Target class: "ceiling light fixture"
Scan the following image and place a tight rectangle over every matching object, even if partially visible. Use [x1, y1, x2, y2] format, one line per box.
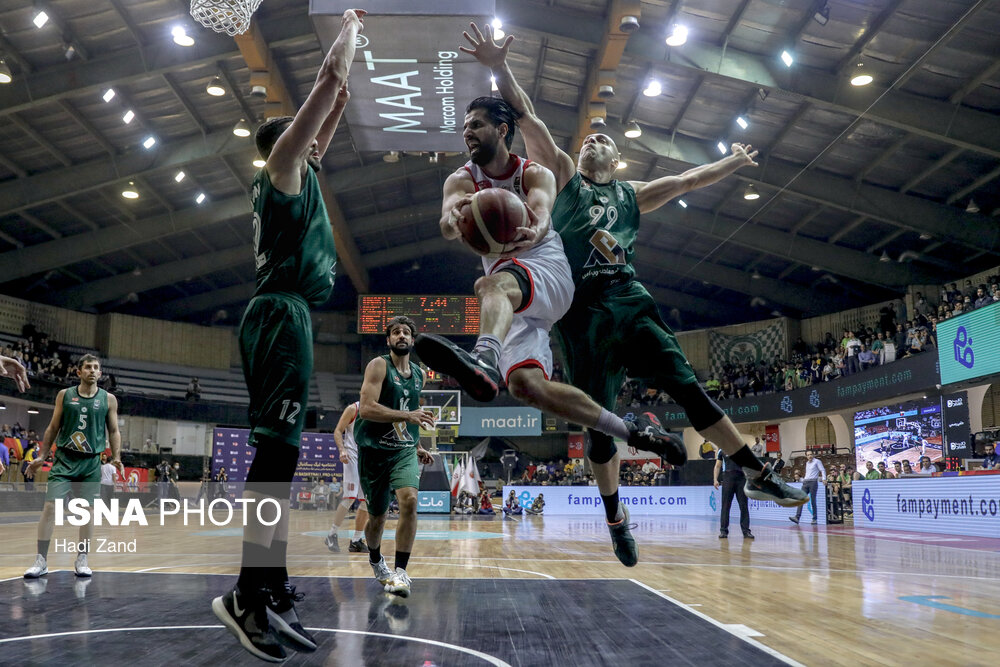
[142, 136, 156, 149]
[102, 88, 116, 102]
[616, 159, 627, 170]
[813, 2, 831, 26]
[736, 115, 749, 130]
[678, 199, 688, 208]
[918, 232, 932, 240]
[490, 75, 498, 92]
[383, 150, 400, 163]
[752, 270, 762, 280]
[643, 79, 662, 97]
[122, 181, 139, 199]
[879, 251, 891, 263]
[717, 141, 728, 155]
[624, 120, 642, 138]
[195, 192, 206, 204]
[665, 24, 688, 47]
[27, 407, 40, 414]
[966, 199, 980, 213]
[171, 26, 195, 46]
[491, 17, 504, 40]
[743, 184, 760, 200]
[0, 60, 11, 84]
[206, 76, 226, 96]
[174, 171, 186, 182]
[33, 10, 49, 29]
[589, 116, 606, 130]
[781, 50, 794, 67]
[0, 402, 6, 409]
[232, 118, 251, 137]
[850, 61, 873, 86]
[122, 109, 135, 124]
[252, 157, 267, 168]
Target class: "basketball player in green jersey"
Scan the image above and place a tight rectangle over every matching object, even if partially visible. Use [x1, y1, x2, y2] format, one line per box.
[356, 316, 435, 598]
[24, 354, 122, 579]
[462, 24, 806, 566]
[211, 9, 365, 663]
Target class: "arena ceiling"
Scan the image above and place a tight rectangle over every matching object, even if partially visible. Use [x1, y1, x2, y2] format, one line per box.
[0, 0, 998, 331]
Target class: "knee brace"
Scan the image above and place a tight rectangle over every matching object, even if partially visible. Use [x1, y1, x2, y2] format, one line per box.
[245, 436, 300, 498]
[587, 429, 617, 464]
[671, 382, 726, 431]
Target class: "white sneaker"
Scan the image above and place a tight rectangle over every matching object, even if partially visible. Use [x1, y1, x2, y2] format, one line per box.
[74, 553, 93, 577]
[370, 556, 393, 586]
[384, 567, 411, 598]
[24, 554, 48, 579]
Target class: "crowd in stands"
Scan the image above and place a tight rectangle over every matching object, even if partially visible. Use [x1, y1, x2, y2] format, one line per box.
[514, 458, 672, 487]
[2, 323, 105, 389]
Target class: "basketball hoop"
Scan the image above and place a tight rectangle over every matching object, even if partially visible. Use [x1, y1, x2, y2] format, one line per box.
[190, 0, 263, 36]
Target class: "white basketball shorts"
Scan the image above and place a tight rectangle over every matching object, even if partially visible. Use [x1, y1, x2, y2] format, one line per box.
[342, 457, 366, 502]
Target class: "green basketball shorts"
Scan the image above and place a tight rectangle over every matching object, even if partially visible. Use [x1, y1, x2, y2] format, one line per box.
[45, 450, 101, 502]
[358, 446, 420, 517]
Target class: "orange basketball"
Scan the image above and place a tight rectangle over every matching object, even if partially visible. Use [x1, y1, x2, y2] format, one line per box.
[457, 189, 529, 258]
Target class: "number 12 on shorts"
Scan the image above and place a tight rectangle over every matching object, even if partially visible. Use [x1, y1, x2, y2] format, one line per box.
[278, 399, 301, 424]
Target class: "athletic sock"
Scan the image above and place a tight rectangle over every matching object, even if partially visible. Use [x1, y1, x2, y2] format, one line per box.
[236, 541, 271, 601]
[596, 408, 630, 440]
[394, 551, 411, 571]
[601, 491, 621, 523]
[352, 531, 363, 541]
[268, 539, 288, 590]
[473, 335, 502, 364]
[38, 540, 50, 558]
[369, 545, 381, 565]
[728, 445, 765, 475]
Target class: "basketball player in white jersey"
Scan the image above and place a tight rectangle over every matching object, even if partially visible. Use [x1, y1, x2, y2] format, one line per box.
[417, 97, 683, 464]
[325, 401, 370, 553]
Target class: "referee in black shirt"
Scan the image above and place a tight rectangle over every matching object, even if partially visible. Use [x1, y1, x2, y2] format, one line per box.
[714, 447, 754, 539]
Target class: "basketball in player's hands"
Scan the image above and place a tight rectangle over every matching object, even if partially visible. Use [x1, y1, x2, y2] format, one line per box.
[457, 189, 530, 258]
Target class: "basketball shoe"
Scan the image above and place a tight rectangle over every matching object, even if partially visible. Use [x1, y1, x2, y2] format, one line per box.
[413, 333, 501, 401]
[607, 505, 638, 567]
[266, 582, 317, 652]
[24, 554, 48, 578]
[324, 531, 340, 553]
[744, 464, 808, 507]
[370, 556, 394, 587]
[625, 412, 687, 466]
[212, 587, 287, 663]
[385, 568, 411, 597]
[349, 538, 369, 553]
[74, 553, 92, 577]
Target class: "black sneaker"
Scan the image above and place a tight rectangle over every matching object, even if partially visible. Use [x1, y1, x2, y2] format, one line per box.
[211, 587, 287, 663]
[743, 531, 755, 539]
[625, 412, 687, 466]
[719, 531, 728, 539]
[607, 505, 638, 567]
[414, 333, 501, 402]
[324, 533, 340, 553]
[789, 516, 800, 524]
[348, 538, 369, 553]
[744, 464, 808, 507]
[266, 582, 317, 652]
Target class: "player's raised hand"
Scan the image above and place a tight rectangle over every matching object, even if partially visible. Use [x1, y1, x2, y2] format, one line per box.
[0, 355, 29, 392]
[460, 22, 513, 69]
[730, 143, 759, 167]
[342, 8, 367, 32]
[416, 446, 435, 465]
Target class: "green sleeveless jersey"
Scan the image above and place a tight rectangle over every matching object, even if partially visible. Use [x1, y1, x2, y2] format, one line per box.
[354, 355, 424, 451]
[250, 167, 337, 306]
[57, 387, 109, 456]
[551, 172, 640, 298]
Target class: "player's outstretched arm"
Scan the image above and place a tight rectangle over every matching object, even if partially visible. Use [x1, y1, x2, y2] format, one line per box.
[440, 171, 476, 241]
[268, 9, 365, 193]
[27, 389, 65, 476]
[460, 23, 575, 189]
[628, 143, 759, 214]
[107, 394, 123, 475]
[333, 402, 356, 459]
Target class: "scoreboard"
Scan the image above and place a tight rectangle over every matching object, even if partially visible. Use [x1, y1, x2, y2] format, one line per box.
[357, 295, 480, 335]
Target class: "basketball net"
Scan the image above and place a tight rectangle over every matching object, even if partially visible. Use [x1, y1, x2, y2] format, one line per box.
[190, 0, 263, 36]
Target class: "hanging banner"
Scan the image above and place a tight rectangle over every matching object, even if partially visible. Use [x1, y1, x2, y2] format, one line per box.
[708, 322, 785, 380]
[311, 1, 494, 151]
[568, 433, 584, 459]
[764, 425, 781, 453]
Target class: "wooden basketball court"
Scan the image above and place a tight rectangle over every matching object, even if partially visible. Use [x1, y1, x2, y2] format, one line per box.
[1, 509, 995, 665]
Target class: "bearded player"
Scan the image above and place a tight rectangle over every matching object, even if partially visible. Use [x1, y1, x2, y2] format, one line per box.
[461, 23, 806, 566]
[416, 96, 684, 484]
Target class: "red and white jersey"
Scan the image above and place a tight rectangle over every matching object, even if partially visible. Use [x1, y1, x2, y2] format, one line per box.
[341, 402, 359, 462]
[462, 154, 558, 272]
